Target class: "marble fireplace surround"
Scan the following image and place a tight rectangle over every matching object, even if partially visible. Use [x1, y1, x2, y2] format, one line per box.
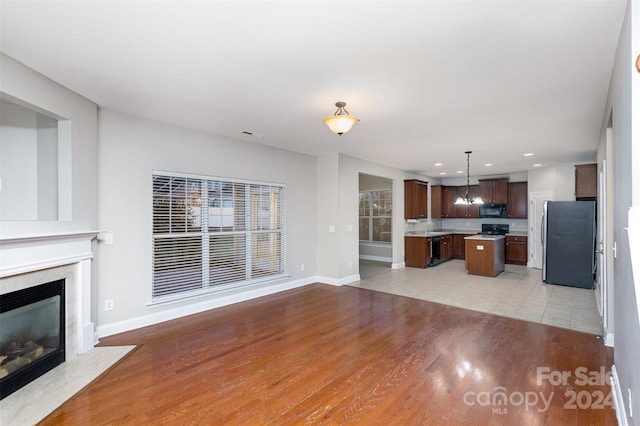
[0, 231, 100, 359]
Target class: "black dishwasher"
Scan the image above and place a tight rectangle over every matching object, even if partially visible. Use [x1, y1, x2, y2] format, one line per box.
[429, 236, 443, 266]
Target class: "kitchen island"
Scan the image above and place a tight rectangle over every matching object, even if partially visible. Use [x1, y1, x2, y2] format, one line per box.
[464, 235, 505, 277]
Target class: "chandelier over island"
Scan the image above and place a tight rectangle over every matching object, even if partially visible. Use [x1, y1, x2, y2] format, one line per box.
[455, 151, 484, 205]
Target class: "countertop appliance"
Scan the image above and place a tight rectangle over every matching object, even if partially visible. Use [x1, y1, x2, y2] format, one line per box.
[542, 201, 596, 289]
[480, 223, 509, 235]
[479, 204, 508, 218]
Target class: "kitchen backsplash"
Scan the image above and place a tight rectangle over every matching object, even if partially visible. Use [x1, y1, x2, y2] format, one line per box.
[406, 218, 528, 233]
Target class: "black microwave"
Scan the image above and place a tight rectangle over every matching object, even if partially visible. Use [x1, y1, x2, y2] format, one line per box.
[479, 204, 508, 218]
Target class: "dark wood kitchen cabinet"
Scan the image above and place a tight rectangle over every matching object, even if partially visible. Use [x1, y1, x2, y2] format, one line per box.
[440, 234, 453, 260]
[404, 179, 429, 219]
[575, 164, 597, 200]
[441, 186, 458, 218]
[452, 233, 475, 259]
[455, 185, 480, 218]
[405, 236, 431, 268]
[505, 235, 528, 265]
[479, 178, 509, 204]
[431, 185, 442, 218]
[507, 182, 528, 218]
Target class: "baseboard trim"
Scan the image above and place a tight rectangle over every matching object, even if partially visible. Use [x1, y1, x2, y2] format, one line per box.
[391, 262, 405, 269]
[604, 330, 614, 347]
[96, 276, 316, 338]
[610, 365, 628, 426]
[359, 255, 392, 262]
[316, 274, 361, 286]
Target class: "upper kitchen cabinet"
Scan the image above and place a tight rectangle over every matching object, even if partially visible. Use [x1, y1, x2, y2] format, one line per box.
[507, 182, 528, 218]
[575, 164, 597, 200]
[404, 179, 429, 219]
[441, 186, 458, 218]
[431, 185, 442, 219]
[479, 178, 509, 204]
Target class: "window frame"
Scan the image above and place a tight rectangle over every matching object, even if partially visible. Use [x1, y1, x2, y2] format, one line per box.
[151, 170, 286, 303]
[359, 189, 392, 244]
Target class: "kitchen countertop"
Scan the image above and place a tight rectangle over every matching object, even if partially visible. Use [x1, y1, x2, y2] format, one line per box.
[405, 231, 451, 237]
[405, 229, 527, 237]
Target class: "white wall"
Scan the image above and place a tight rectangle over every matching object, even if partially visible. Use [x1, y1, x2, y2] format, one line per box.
[0, 53, 98, 234]
[527, 164, 577, 202]
[440, 171, 528, 186]
[603, 1, 640, 423]
[96, 109, 317, 335]
[0, 102, 38, 219]
[316, 153, 340, 281]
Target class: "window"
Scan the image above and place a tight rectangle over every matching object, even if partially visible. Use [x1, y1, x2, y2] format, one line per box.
[359, 190, 392, 243]
[152, 172, 285, 300]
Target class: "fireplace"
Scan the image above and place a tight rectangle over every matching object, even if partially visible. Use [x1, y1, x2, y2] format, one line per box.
[0, 230, 98, 402]
[0, 279, 65, 399]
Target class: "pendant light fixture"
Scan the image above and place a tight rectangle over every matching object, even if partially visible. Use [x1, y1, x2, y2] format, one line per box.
[323, 101, 359, 135]
[455, 151, 484, 205]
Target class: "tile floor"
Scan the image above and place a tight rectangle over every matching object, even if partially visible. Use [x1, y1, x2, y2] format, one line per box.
[350, 259, 603, 335]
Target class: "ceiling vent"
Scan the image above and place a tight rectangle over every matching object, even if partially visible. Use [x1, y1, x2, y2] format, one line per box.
[240, 130, 263, 138]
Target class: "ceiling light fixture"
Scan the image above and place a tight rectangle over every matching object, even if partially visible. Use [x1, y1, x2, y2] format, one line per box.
[455, 151, 483, 205]
[323, 101, 359, 135]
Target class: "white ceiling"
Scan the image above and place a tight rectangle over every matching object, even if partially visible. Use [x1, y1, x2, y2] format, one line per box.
[0, 1, 627, 178]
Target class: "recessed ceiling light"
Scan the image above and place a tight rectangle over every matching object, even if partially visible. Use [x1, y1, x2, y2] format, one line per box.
[524, 153, 534, 157]
[439, 172, 446, 175]
[533, 163, 542, 167]
[456, 170, 464, 174]
[434, 163, 443, 166]
[484, 163, 493, 167]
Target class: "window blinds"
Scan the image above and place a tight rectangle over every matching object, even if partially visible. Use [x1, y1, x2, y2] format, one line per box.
[152, 172, 286, 300]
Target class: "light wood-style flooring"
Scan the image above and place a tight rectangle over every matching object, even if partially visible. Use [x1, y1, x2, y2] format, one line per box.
[41, 284, 615, 425]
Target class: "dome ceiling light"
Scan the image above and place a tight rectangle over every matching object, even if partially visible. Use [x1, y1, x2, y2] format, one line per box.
[323, 101, 359, 135]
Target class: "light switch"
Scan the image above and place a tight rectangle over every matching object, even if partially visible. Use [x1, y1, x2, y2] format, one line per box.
[329, 225, 335, 233]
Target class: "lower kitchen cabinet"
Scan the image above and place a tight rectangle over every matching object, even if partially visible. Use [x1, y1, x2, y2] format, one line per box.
[505, 235, 528, 265]
[465, 236, 505, 277]
[440, 234, 453, 261]
[405, 236, 431, 268]
[452, 234, 475, 259]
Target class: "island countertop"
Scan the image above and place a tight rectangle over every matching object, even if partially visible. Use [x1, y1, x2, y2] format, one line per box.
[464, 235, 505, 241]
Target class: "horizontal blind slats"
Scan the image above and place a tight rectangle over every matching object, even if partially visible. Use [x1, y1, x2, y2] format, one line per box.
[152, 173, 285, 299]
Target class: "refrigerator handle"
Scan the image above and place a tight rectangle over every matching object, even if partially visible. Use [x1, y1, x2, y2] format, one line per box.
[541, 202, 548, 281]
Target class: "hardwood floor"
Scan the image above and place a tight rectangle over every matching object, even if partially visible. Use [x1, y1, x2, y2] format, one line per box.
[41, 284, 615, 425]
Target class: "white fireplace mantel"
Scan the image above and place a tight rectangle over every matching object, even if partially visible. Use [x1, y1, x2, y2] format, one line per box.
[0, 230, 100, 355]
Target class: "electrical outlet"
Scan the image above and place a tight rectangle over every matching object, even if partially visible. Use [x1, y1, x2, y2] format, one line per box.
[300, 264, 305, 271]
[105, 299, 114, 311]
[348, 261, 353, 269]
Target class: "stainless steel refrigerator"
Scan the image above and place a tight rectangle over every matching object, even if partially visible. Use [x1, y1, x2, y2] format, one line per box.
[542, 201, 596, 289]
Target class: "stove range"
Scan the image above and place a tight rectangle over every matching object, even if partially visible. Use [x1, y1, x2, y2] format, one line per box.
[478, 223, 509, 236]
